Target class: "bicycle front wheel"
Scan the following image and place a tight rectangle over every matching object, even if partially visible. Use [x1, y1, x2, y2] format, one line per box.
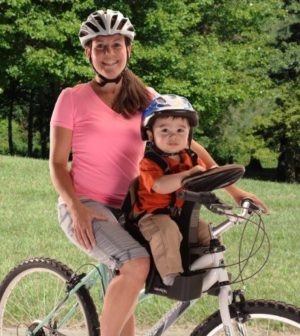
[0, 257, 99, 336]
[192, 300, 300, 336]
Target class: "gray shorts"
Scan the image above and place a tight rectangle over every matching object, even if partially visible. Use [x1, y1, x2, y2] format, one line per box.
[58, 199, 149, 270]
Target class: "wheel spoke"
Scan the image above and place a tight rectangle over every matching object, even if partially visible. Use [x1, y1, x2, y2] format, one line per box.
[0, 259, 99, 336]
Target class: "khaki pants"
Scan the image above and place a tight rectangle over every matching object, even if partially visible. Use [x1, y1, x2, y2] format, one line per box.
[138, 214, 210, 278]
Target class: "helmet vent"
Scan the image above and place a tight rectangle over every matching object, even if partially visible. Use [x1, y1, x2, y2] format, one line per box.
[117, 18, 127, 30]
[94, 16, 106, 30]
[117, 19, 127, 30]
[111, 14, 118, 29]
[86, 22, 99, 33]
[79, 31, 89, 37]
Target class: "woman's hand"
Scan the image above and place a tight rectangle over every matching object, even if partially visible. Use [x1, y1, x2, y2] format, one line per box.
[226, 185, 269, 214]
[238, 191, 269, 214]
[70, 203, 108, 250]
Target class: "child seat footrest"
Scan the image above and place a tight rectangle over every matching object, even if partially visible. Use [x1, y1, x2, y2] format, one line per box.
[146, 271, 206, 301]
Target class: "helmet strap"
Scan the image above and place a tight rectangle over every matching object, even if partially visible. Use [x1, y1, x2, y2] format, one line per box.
[96, 70, 125, 87]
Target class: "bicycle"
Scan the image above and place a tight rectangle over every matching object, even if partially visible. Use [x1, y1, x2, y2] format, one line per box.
[0, 164, 299, 336]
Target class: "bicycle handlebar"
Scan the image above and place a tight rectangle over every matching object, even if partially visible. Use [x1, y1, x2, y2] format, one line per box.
[178, 190, 260, 214]
[211, 198, 261, 238]
[178, 189, 262, 238]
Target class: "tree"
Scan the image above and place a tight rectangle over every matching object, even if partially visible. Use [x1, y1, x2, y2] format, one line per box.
[253, 0, 300, 181]
[0, 0, 299, 184]
[0, 0, 92, 157]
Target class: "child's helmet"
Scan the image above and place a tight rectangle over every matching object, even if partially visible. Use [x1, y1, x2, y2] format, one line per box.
[141, 94, 199, 141]
[79, 9, 135, 48]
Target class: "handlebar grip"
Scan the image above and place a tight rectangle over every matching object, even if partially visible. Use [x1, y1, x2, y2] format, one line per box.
[241, 198, 260, 213]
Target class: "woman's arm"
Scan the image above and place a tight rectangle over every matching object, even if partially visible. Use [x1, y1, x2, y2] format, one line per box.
[191, 140, 218, 169]
[49, 126, 107, 250]
[49, 126, 79, 210]
[224, 184, 269, 213]
[190, 140, 268, 213]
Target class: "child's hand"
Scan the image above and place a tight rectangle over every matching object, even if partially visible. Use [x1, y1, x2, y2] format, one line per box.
[188, 165, 206, 176]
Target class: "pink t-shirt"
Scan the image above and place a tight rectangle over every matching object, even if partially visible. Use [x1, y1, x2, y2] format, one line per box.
[51, 82, 150, 208]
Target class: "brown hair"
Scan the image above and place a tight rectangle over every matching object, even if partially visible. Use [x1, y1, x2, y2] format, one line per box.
[113, 68, 152, 118]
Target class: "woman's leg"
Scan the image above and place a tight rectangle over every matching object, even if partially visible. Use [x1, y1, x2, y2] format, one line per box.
[58, 200, 150, 336]
[100, 256, 150, 336]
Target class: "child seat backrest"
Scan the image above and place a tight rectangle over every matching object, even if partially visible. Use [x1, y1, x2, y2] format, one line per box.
[121, 177, 148, 245]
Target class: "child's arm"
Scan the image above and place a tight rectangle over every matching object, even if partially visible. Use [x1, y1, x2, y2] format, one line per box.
[152, 165, 204, 194]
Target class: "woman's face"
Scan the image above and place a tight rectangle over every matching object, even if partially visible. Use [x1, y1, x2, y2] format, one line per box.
[86, 34, 131, 79]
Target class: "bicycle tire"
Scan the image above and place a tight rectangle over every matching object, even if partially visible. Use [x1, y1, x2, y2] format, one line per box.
[0, 257, 100, 336]
[191, 299, 300, 336]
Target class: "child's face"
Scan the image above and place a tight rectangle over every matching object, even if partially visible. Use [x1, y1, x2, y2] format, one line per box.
[148, 117, 190, 153]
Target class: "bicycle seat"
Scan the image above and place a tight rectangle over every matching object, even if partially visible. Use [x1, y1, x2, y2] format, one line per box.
[182, 164, 245, 192]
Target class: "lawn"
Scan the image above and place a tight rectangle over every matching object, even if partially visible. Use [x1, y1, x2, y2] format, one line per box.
[0, 154, 299, 326]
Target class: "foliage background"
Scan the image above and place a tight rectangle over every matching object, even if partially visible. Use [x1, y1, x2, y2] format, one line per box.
[0, 0, 299, 181]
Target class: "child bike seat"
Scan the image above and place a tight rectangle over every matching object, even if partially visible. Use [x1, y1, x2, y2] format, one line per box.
[122, 164, 245, 301]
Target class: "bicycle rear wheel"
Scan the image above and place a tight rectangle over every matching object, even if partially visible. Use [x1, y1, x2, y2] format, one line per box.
[192, 300, 300, 336]
[0, 257, 99, 336]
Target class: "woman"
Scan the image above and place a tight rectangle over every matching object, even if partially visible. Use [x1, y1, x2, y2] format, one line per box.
[49, 9, 268, 336]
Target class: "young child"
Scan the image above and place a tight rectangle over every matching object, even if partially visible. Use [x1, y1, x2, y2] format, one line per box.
[134, 94, 213, 286]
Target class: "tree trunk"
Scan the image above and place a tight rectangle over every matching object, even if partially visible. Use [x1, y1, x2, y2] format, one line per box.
[37, 89, 51, 159]
[27, 90, 34, 157]
[8, 88, 15, 155]
[277, 143, 300, 182]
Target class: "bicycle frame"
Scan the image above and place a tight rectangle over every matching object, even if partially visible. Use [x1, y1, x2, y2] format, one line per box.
[30, 200, 254, 336]
[142, 201, 255, 336]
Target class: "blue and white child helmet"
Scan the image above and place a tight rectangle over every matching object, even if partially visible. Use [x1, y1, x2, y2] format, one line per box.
[141, 94, 199, 141]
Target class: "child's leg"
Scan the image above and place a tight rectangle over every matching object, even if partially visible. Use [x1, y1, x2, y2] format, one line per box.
[197, 219, 211, 246]
[138, 214, 183, 283]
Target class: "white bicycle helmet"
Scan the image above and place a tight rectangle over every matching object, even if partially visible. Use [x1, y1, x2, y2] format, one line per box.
[141, 94, 199, 141]
[79, 9, 135, 48]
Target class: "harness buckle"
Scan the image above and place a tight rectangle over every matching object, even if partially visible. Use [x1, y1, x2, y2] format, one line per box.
[170, 207, 181, 218]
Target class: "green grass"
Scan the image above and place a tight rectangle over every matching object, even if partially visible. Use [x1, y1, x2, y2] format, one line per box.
[0, 154, 299, 327]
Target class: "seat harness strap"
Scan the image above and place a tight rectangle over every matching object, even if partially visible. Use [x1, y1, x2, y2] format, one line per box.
[144, 149, 198, 218]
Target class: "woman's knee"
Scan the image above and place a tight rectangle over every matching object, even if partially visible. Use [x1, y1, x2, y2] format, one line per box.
[120, 256, 150, 283]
